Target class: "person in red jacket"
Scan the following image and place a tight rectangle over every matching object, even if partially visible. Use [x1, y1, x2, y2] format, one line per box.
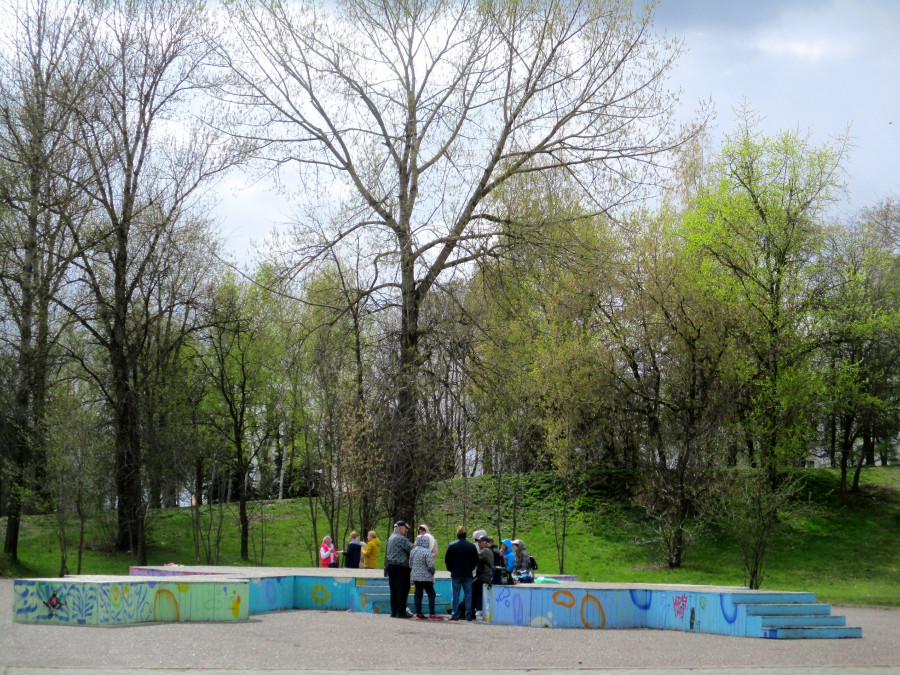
[320, 536, 338, 568]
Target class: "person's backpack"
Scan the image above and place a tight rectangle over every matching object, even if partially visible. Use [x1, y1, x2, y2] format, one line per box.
[529, 555, 538, 571]
[492, 566, 514, 585]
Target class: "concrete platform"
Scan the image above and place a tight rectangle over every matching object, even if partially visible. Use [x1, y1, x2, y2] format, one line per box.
[10, 566, 862, 638]
[483, 582, 862, 638]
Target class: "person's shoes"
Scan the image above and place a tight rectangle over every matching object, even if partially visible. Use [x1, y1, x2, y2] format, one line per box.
[405, 608, 414, 617]
[389, 612, 398, 618]
[415, 614, 427, 620]
[395, 613, 411, 619]
[429, 614, 444, 621]
[450, 615, 460, 621]
[466, 615, 475, 621]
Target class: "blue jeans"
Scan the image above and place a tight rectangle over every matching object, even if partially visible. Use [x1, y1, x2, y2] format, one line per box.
[451, 576, 474, 618]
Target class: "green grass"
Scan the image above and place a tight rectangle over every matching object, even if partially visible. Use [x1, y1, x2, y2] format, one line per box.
[2, 466, 898, 608]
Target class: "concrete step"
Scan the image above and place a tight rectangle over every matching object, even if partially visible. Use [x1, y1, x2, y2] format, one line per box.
[764, 626, 863, 639]
[731, 592, 817, 605]
[759, 614, 846, 627]
[745, 603, 831, 616]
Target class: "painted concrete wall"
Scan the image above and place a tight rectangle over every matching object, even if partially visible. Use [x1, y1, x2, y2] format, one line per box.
[483, 585, 819, 637]
[13, 578, 249, 626]
[293, 575, 357, 611]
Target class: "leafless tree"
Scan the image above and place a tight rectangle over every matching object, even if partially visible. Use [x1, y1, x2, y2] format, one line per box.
[61, 0, 237, 560]
[0, 0, 90, 560]
[217, 0, 689, 520]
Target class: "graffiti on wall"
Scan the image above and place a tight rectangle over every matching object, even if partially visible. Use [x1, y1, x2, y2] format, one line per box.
[13, 579, 248, 626]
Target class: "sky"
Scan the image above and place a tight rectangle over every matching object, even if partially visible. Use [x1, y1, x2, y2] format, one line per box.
[216, 0, 900, 261]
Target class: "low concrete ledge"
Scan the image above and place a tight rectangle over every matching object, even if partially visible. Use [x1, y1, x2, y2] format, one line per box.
[13, 575, 250, 626]
[8, 565, 856, 639]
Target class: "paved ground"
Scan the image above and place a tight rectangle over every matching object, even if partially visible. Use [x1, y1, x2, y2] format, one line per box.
[1, 579, 898, 674]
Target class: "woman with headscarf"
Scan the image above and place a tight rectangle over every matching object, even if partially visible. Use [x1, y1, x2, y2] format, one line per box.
[417, 524, 438, 558]
[511, 539, 534, 581]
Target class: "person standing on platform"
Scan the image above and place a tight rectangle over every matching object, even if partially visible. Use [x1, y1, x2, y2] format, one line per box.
[409, 533, 441, 620]
[473, 535, 493, 618]
[444, 525, 478, 621]
[385, 521, 413, 618]
[343, 531, 363, 569]
[417, 524, 438, 558]
[487, 536, 503, 567]
[501, 538, 515, 571]
[362, 530, 380, 569]
[320, 536, 338, 568]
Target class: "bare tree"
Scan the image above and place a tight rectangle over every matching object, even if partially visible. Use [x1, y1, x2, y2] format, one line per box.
[0, 0, 89, 561]
[62, 0, 236, 560]
[219, 0, 688, 521]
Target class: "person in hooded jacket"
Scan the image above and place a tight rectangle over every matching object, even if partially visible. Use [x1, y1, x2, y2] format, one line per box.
[512, 539, 534, 582]
[409, 534, 442, 620]
[417, 524, 438, 558]
[501, 538, 515, 571]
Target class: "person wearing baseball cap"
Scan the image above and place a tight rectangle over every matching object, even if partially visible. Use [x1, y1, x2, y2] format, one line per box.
[385, 521, 413, 618]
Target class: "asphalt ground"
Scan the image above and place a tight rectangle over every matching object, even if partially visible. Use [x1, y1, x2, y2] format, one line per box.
[1, 579, 898, 675]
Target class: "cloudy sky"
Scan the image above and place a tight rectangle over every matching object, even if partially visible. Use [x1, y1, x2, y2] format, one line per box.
[655, 0, 899, 207]
[217, 0, 900, 260]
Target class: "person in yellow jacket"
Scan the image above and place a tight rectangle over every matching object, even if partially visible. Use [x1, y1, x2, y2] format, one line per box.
[362, 530, 381, 568]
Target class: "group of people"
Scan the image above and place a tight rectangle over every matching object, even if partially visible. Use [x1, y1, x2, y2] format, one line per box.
[319, 522, 535, 620]
[384, 520, 535, 621]
[319, 530, 381, 570]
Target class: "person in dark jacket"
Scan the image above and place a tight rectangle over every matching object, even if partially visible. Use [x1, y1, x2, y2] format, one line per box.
[444, 525, 478, 620]
[473, 535, 494, 617]
[487, 536, 503, 567]
[342, 531, 363, 569]
[385, 521, 413, 618]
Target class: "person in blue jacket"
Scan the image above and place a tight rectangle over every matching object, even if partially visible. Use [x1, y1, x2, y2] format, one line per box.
[501, 538, 515, 571]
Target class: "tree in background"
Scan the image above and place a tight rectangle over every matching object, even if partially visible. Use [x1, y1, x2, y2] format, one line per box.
[62, 0, 236, 561]
[218, 0, 688, 522]
[195, 272, 277, 561]
[818, 204, 900, 493]
[598, 211, 734, 567]
[683, 107, 848, 481]
[0, 0, 88, 561]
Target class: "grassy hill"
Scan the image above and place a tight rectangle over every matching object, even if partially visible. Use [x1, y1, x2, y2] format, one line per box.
[2, 466, 898, 608]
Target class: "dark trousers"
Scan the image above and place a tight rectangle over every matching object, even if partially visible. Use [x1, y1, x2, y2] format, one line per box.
[387, 563, 410, 616]
[473, 579, 485, 612]
[414, 581, 436, 615]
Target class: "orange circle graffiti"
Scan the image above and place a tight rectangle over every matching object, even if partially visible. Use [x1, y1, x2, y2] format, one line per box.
[154, 589, 180, 622]
[580, 593, 606, 629]
[552, 590, 576, 608]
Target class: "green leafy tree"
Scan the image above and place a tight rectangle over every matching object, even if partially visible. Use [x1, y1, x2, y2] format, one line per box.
[195, 272, 277, 561]
[683, 108, 848, 480]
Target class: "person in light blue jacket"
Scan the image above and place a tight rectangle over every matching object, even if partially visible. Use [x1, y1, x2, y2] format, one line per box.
[501, 538, 515, 571]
